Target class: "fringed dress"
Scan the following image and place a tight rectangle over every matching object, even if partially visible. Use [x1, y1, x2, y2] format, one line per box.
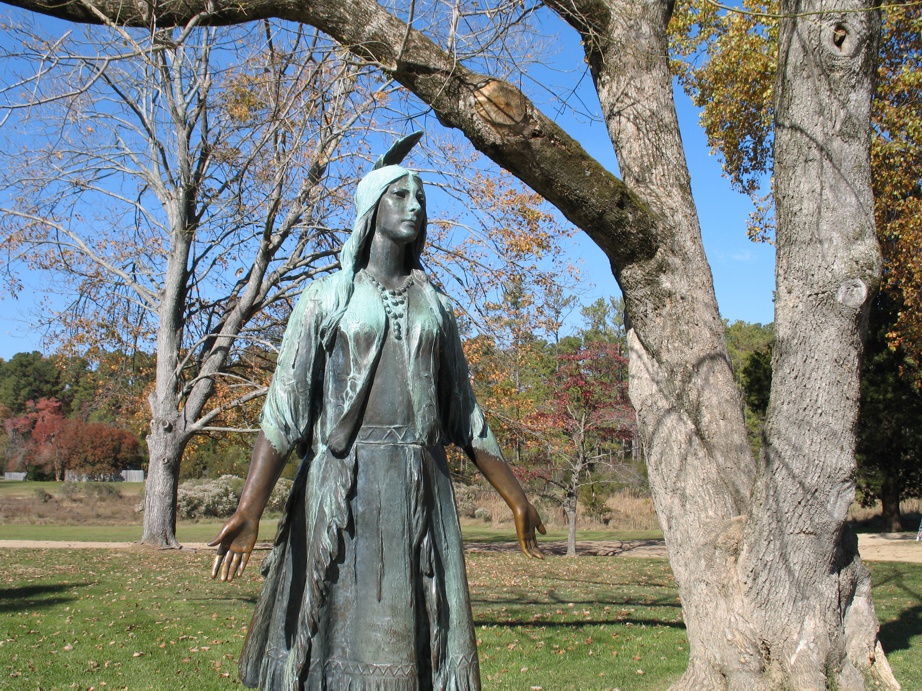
[239, 270, 490, 690]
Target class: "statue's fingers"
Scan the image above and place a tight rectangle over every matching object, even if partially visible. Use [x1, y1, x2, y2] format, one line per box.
[226, 552, 242, 582]
[529, 539, 545, 560]
[518, 534, 537, 559]
[220, 551, 236, 582]
[517, 534, 530, 557]
[537, 520, 547, 535]
[211, 551, 225, 580]
[522, 533, 542, 559]
[236, 551, 251, 578]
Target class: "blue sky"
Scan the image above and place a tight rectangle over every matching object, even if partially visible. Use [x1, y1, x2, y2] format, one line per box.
[557, 84, 775, 329]
[0, 10, 776, 360]
[512, 14, 775, 331]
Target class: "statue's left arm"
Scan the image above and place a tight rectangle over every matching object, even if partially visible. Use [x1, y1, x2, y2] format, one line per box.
[438, 292, 545, 558]
[464, 433, 546, 559]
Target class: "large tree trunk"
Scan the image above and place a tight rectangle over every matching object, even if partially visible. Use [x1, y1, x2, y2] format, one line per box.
[737, 3, 897, 688]
[141, 228, 193, 548]
[142, 419, 189, 548]
[559, 0, 897, 687]
[567, 1, 758, 685]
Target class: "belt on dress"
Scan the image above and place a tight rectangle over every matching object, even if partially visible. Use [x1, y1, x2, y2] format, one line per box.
[354, 424, 421, 444]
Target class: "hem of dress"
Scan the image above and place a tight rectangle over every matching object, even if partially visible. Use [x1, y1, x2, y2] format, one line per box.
[306, 656, 480, 691]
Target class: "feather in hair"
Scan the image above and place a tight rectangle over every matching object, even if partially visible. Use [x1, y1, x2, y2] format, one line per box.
[372, 130, 424, 170]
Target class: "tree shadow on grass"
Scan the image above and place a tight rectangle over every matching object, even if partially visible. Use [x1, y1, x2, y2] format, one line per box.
[874, 564, 922, 654]
[473, 616, 686, 630]
[879, 603, 922, 654]
[0, 583, 88, 613]
[190, 594, 259, 606]
[471, 591, 686, 630]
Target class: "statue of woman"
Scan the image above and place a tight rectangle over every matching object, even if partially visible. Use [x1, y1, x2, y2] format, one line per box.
[209, 132, 545, 690]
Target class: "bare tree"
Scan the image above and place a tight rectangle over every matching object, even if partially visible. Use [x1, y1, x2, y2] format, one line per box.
[0, 19, 390, 547]
[0, 0, 899, 687]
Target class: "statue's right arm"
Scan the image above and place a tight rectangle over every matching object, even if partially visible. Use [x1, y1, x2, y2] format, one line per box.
[209, 431, 287, 582]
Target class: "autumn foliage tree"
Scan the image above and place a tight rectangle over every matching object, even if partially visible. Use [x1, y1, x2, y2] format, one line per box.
[0, 350, 152, 480]
[467, 291, 639, 555]
[4, 397, 66, 479]
[55, 420, 141, 478]
[454, 173, 579, 468]
[872, 5, 922, 365]
[3, 397, 140, 479]
[528, 337, 636, 556]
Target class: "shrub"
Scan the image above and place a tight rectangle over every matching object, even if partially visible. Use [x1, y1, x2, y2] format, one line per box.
[452, 483, 479, 518]
[84, 482, 122, 499]
[168, 475, 293, 520]
[473, 507, 492, 522]
[59, 482, 81, 500]
[33, 488, 54, 503]
[176, 475, 243, 519]
[266, 478, 294, 513]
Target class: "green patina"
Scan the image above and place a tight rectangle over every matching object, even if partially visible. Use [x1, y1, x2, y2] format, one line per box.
[240, 133, 505, 690]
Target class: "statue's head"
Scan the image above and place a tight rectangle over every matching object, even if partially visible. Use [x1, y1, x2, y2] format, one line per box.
[373, 175, 426, 249]
[339, 132, 427, 276]
[319, 132, 426, 346]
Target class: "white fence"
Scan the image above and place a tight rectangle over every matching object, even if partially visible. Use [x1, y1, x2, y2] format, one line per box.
[3, 470, 146, 482]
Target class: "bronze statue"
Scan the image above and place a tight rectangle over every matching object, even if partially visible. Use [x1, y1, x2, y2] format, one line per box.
[210, 132, 545, 690]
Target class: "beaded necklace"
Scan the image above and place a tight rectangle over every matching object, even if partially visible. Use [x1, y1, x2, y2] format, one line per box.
[365, 271, 413, 341]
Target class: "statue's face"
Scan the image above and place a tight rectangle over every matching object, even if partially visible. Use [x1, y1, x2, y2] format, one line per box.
[374, 176, 426, 246]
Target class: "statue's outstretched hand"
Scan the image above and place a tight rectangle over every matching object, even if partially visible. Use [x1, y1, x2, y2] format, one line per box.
[209, 512, 259, 582]
[514, 501, 546, 559]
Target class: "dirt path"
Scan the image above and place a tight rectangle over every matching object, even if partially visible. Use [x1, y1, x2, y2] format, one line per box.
[2, 532, 920, 562]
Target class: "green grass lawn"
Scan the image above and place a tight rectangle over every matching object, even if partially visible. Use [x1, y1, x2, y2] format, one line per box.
[0, 522, 664, 544]
[0, 521, 228, 543]
[461, 526, 664, 543]
[0, 480, 145, 498]
[466, 553, 687, 689]
[1, 548, 919, 690]
[868, 562, 922, 690]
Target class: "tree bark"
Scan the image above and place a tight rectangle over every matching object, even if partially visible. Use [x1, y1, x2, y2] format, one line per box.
[552, 0, 757, 684]
[740, 2, 896, 688]
[142, 418, 188, 548]
[554, 0, 897, 687]
[141, 250, 191, 547]
[565, 487, 577, 557]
